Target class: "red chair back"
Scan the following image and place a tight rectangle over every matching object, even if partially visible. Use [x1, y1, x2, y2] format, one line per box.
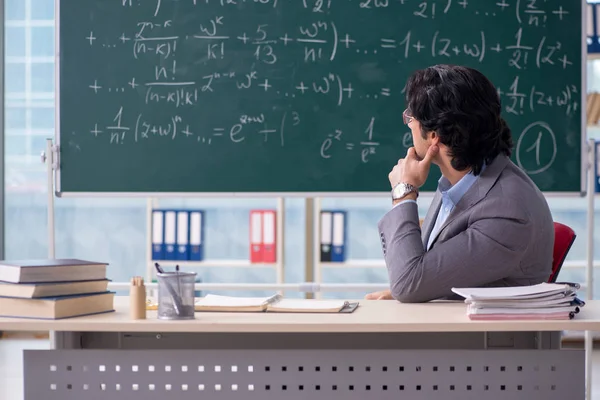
[549, 222, 576, 283]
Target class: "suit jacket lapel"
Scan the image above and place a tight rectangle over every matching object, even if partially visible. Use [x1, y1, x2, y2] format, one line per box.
[426, 155, 511, 249]
[421, 191, 442, 249]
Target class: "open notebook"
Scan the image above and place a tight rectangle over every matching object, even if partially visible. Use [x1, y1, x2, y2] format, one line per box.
[192, 294, 359, 313]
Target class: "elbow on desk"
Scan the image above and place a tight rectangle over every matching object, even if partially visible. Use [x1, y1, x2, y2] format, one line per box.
[390, 288, 429, 303]
[389, 271, 431, 303]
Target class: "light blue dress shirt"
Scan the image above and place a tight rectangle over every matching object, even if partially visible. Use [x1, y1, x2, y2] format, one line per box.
[426, 171, 479, 250]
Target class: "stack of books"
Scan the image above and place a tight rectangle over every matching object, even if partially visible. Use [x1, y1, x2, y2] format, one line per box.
[0, 259, 114, 319]
[451, 282, 584, 320]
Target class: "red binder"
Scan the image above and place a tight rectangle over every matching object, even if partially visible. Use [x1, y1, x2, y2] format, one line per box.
[250, 210, 263, 263]
[262, 210, 276, 263]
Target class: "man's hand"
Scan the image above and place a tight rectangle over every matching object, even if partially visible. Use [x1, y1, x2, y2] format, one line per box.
[364, 289, 394, 300]
[388, 145, 439, 188]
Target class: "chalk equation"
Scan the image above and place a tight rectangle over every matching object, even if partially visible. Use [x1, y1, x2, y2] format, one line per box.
[65, 0, 580, 180]
[497, 76, 579, 117]
[86, 23, 573, 72]
[93, 106, 298, 148]
[123, 0, 570, 27]
[319, 117, 382, 164]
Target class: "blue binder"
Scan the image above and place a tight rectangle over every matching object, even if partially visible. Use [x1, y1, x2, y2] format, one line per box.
[176, 210, 190, 260]
[331, 210, 347, 262]
[189, 210, 205, 261]
[163, 210, 177, 260]
[595, 141, 600, 193]
[151, 209, 165, 260]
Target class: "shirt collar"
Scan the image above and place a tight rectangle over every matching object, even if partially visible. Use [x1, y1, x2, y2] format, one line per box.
[437, 164, 486, 206]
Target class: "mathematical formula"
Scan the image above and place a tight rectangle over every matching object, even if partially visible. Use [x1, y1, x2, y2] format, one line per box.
[93, 106, 298, 148]
[87, 22, 573, 70]
[70, 0, 580, 173]
[123, 0, 570, 26]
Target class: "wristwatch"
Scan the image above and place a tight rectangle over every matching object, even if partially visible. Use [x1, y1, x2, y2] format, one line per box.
[391, 182, 419, 201]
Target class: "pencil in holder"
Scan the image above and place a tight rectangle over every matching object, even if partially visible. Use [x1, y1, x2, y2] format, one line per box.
[156, 271, 196, 320]
[130, 276, 147, 320]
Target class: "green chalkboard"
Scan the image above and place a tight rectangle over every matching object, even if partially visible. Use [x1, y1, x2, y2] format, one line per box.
[57, 0, 583, 194]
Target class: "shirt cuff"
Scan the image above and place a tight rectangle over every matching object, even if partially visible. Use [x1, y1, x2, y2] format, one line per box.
[393, 199, 417, 208]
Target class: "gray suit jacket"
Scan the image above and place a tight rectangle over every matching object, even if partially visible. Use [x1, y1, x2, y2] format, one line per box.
[378, 154, 554, 303]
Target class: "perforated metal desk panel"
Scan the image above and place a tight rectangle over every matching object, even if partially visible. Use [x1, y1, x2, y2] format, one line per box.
[2, 297, 596, 400]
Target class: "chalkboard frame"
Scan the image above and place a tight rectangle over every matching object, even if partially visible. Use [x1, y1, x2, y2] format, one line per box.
[579, 0, 588, 197]
[52, 0, 588, 198]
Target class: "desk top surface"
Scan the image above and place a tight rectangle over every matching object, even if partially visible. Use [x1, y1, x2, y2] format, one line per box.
[0, 296, 597, 333]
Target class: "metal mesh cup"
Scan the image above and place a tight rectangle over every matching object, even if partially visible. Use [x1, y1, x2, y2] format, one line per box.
[156, 271, 197, 320]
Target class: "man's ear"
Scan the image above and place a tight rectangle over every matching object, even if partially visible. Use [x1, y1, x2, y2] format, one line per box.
[428, 131, 439, 146]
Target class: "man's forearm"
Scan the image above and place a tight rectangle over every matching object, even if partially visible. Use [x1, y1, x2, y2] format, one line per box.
[378, 201, 426, 302]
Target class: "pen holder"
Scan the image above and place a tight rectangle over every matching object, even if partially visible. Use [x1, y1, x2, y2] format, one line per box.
[156, 271, 196, 320]
[129, 276, 146, 320]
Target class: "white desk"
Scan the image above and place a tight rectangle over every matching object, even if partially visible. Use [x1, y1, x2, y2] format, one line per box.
[1, 297, 599, 333]
[2, 297, 595, 400]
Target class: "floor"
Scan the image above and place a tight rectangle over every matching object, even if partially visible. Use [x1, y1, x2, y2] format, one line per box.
[2, 337, 600, 399]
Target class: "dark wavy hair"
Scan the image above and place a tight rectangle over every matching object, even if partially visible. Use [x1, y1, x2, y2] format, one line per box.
[404, 64, 513, 175]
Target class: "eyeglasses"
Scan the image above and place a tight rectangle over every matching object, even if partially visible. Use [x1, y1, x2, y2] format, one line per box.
[402, 109, 414, 125]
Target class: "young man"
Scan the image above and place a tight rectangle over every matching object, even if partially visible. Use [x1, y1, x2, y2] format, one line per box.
[366, 64, 554, 303]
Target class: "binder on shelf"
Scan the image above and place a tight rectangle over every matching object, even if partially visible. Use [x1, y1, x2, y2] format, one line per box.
[176, 210, 190, 260]
[589, 3, 600, 53]
[164, 210, 177, 260]
[250, 210, 263, 263]
[151, 209, 165, 260]
[331, 210, 347, 262]
[589, 3, 595, 38]
[595, 140, 600, 193]
[262, 210, 276, 263]
[320, 211, 332, 262]
[189, 210, 204, 261]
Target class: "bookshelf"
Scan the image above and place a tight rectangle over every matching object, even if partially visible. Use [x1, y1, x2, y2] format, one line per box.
[144, 197, 285, 290]
[311, 198, 388, 299]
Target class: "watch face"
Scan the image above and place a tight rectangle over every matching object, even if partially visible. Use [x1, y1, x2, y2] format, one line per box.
[392, 183, 415, 200]
[392, 183, 408, 199]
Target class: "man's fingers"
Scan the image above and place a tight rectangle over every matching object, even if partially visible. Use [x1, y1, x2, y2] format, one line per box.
[421, 145, 439, 164]
[366, 291, 388, 300]
[406, 147, 416, 159]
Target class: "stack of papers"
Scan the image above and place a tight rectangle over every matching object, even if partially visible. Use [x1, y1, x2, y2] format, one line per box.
[451, 282, 584, 320]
